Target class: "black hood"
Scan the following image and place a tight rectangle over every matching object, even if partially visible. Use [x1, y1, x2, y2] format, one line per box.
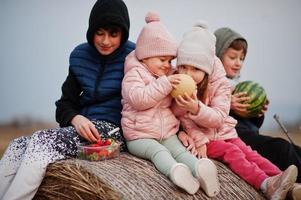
[86, 0, 130, 47]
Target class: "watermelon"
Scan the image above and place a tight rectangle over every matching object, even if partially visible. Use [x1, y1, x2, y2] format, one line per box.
[232, 80, 267, 118]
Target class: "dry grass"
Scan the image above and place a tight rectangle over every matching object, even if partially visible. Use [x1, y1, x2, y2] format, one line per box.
[34, 154, 265, 200]
[1, 123, 299, 199]
[34, 161, 122, 200]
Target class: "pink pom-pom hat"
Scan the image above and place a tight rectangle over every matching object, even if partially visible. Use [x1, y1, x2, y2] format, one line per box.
[135, 11, 178, 60]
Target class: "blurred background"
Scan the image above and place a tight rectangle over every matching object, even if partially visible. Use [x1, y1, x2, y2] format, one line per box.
[1, 0, 300, 155]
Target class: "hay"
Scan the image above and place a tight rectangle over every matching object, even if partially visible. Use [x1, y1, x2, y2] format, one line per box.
[35, 153, 265, 200]
[34, 160, 121, 200]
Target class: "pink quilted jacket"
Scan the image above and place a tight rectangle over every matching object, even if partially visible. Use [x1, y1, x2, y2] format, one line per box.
[121, 51, 180, 141]
[172, 56, 238, 146]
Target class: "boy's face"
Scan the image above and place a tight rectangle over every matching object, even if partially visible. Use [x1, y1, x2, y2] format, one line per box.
[221, 48, 245, 79]
[142, 56, 174, 76]
[93, 28, 122, 55]
[177, 65, 205, 84]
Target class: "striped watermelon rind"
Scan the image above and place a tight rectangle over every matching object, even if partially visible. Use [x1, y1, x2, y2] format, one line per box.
[232, 80, 267, 118]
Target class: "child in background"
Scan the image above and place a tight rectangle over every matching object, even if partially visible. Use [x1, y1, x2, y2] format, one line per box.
[121, 11, 219, 196]
[174, 22, 298, 200]
[214, 26, 301, 200]
[0, 0, 134, 199]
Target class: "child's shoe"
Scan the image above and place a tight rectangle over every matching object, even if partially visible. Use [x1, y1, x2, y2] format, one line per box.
[265, 165, 298, 200]
[169, 163, 200, 195]
[195, 158, 220, 197]
[287, 183, 301, 200]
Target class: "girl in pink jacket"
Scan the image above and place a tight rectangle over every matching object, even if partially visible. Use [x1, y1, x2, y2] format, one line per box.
[173, 22, 298, 200]
[121, 12, 219, 196]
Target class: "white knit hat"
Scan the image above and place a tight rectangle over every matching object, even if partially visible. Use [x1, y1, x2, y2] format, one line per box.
[177, 21, 216, 75]
[135, 11, 178, 60]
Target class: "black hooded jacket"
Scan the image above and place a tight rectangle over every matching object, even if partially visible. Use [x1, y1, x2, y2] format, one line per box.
[55, 0, 134, 127]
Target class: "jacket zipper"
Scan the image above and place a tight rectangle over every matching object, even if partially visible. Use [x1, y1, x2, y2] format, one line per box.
[213, 128, 217, 140]
[94, 60, 106, 99]
[159, 110, 164, 142]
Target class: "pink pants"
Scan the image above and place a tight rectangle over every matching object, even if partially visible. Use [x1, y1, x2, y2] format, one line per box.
[207, 138, 281, 189]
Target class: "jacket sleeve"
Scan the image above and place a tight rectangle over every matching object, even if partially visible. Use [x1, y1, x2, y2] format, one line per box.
[230, 110, 265, 129]
[189, 81, 231, 128]
[172, 101, 209, 146]
[189, 59, 232, 129]
[122, 68, 173, 111]
[179, 115, 209, 146]
[249, 115, 265, 128]
[55, 70, 81, 127]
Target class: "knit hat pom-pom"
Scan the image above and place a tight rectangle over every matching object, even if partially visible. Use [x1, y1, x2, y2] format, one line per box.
[145, 11, 160, 23]
[193, 20, 208, 29]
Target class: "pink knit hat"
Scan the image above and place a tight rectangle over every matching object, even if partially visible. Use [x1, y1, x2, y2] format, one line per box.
[135, 11, 178, 60]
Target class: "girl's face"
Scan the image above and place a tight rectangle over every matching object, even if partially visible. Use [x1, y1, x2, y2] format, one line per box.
[177, 65, 205, 84]
[221, 48, 245, 79]
[142, 56, 174, 76]
[93, 28, 122, 55]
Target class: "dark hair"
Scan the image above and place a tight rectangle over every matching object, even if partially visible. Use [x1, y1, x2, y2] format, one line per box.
[196, 74, 209, 103]
[229, 39, 248, 58]
[96, 24, 123, 37]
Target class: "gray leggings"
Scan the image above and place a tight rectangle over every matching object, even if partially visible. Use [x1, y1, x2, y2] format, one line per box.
[127, 135, 199, 177]
[0, 120, 124, 200]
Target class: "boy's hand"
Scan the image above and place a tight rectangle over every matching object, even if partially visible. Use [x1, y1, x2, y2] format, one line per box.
[71, 115, 100, 142]
[175, 91, 199, 115]
[258, 99, 269, 117]
[231, 92, 250, 115]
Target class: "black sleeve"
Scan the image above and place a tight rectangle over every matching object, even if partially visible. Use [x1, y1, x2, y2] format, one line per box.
[230, 110, 265, 129]
[249, 115, 265, 129]
[55, 70, 82, 127]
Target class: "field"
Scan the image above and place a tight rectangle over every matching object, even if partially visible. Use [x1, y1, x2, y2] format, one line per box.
[0, 122, 57, 158]
[0, 123, 300, 159]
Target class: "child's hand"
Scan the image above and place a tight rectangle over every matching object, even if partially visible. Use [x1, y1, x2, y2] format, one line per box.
[231, 92, 250, 115]
[167, 74, 182, 88]
[178, 131, 197, 155]
[175, 91, 199, 115]
[71, 115, 100, 142]
[195, 144, 207, 159]
[258, 99, 269, 117]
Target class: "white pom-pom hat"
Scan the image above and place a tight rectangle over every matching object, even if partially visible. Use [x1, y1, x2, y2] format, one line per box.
[135, 11, 178, 60]
[177, 20, 216, 75]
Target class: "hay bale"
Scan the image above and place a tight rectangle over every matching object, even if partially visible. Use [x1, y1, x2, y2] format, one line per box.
[34, 153, 265, 200]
